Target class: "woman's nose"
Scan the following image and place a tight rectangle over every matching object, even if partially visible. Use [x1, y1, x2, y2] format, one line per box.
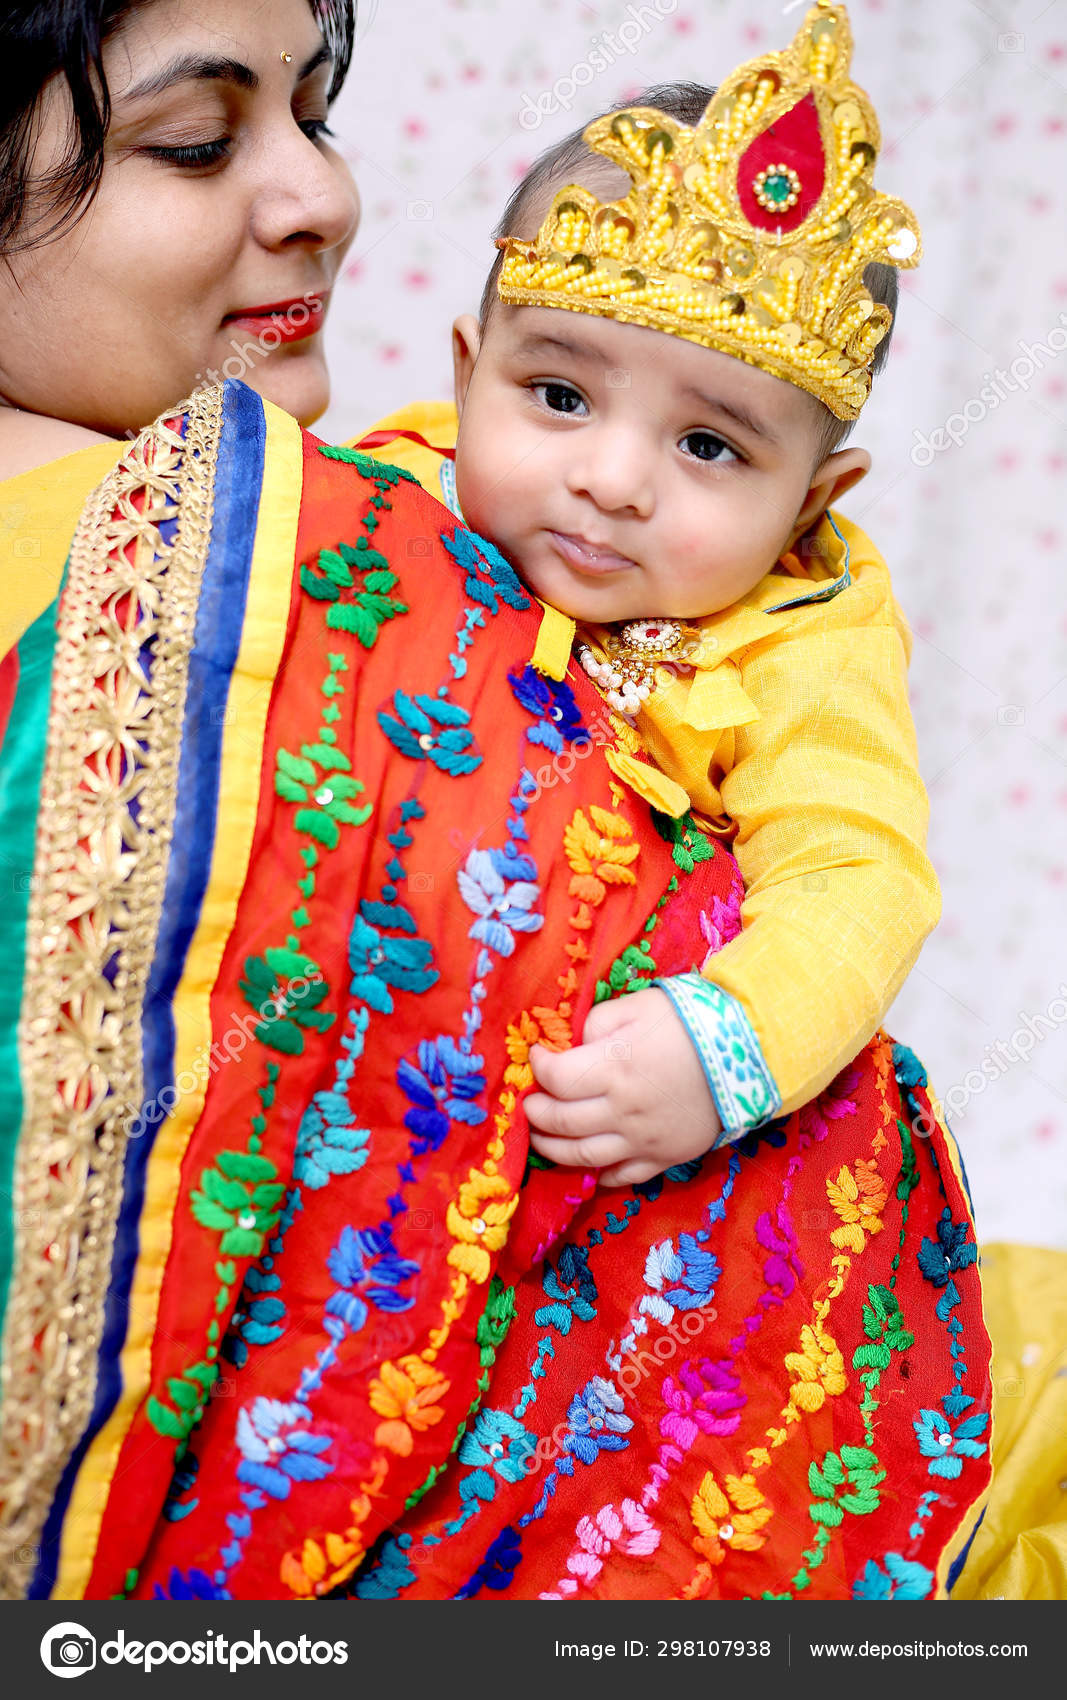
[250, 133, 360, 255]
[566, 428, 655, 518]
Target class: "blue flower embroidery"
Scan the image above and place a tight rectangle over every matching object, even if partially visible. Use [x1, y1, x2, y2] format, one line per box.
[454, 1526, 524, 1598]
[642, 1233, 721, 1321]
[397, 1034, 488, 1151]
[917, 1208, 979, 1287]
[348, 908, 438, 1013]
[457, 847, 544, 957]
[459, 1409, 536, 1482]
[564, 1377, 633, 1464]
[324, 1224, 418, 1335]
[535, 1242, 597, 1335]
[377, 689, 481, 775]
[508, 666, 590, 752]
[235, 1398, 333, 1500]
[852, 1554, 934, 1601]
[913, 1406, 989, 1479]
[295, 1087, 370, 1189]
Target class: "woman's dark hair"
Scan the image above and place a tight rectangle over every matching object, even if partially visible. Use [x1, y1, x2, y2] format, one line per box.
[0, 0, 355, 253]
[481, 80, 898, 465]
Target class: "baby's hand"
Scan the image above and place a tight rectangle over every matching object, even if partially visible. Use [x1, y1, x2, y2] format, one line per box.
[525, 986, 722, 1187]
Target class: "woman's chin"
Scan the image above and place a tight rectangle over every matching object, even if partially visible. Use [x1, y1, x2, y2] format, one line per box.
[241, 351, 330, 428]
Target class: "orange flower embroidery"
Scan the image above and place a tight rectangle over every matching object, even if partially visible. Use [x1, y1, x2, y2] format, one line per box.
[369, 1356, 449, 1456]
[563, 805, 639, 905]
[827, 1156, 889, 1253]
[446, 1167, 518, 1283]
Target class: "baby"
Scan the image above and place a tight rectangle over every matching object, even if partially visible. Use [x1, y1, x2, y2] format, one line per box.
[364, 10, 940, 1187]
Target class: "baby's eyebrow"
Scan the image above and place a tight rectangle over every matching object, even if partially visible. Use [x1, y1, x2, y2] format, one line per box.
[512, 332, 600, 364]
[680, 385, 784, 450]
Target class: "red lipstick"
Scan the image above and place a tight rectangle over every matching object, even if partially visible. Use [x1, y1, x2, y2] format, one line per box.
[223, 294, 327, 343]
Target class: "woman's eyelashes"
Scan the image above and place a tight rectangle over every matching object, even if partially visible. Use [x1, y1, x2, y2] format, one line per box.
[144, 115, 334, 170]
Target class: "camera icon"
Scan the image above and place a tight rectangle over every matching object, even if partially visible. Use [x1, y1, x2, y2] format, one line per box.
[802, 1209, 830, 1229]
[410, 872, 435, 893]
[802, 872, 829, 892]
[995, 704, 1025, 726]
[407, 200, 434, 220]
[605, 1039, 631, 1060]
[605, 368, 631, 389]
[13, 871, 39, 893]
[40, 1622, 97, 1677]
[409, 1208, 435, 1230]
[996, 31, 1024, 52]
[999, 1377, 1024, 1397]
[14, 536, 41, 558]
[211, 1375, 236, 1398]
[210, 704, 236, 726]
[406, 536, 433, 557]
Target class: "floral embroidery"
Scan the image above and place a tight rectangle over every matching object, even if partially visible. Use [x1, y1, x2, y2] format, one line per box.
[235, 1399, 333, 1500]
[190, 1151, 286, 1257]
[324, 1224, 419, 1336]
[397, 1036, 488, 1150]
[827, 1155, 889, 1253]
[912, 1407, 989, 1479]
[239, 948, 335, 1055]
[691, 1471, 773, 1563]
[369, 1358, 450, 1457]
[446, 1169, 519, 1284]
[507, 666, 590, 751]
[852, 1553, 934, 1600]
[534, 1243, 598, 1335]
[378, 689, 482, 775]
[565, 1378, 633, 1464]
[347, 908, 438, 1012]
[564, 805, 640, 903]
[458, 1410, 536, 1482]
[457, 847, 544, 957]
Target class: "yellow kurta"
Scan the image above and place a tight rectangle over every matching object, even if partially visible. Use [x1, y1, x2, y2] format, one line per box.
[352, 400, 941, 1121]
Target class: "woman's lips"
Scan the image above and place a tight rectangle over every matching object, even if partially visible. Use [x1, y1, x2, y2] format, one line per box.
[549, 530, 637, 575]
[222, 294, 327, 343]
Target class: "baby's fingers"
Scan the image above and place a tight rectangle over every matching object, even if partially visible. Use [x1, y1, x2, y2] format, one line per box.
[596, 1158, 664, 1189]
[524, 1090, 611, 1141]
[528, 1128, 632, 1171]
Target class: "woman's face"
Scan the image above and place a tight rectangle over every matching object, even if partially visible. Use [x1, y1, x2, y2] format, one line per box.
[0, 0, 359, 432]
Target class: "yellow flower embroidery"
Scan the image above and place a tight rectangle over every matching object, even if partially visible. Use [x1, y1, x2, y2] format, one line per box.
[783, 1323, 847, 1413]
[827, 1156, 889, 1254]
[690, 1470, 773, 1565]
[446, 1167, 518, 1283]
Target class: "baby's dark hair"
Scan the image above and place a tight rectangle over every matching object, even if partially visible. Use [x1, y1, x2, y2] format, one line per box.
[480, 81, 898, 470]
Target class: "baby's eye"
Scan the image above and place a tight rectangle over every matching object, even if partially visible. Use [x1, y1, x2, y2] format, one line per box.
[680, 430, 741, 465]
[532, 381, 587, 416]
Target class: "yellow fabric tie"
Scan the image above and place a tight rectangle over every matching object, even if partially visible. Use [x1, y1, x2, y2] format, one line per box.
[683, 658, 762, 733]
[530, 601, 576, 680]
[604, 747, 691, 818]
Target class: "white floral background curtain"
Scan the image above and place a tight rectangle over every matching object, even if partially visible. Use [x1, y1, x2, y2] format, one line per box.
[318, 0, 1067, 1247]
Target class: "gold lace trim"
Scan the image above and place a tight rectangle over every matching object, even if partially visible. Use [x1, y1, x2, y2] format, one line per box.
[0, 384, 223, 1598]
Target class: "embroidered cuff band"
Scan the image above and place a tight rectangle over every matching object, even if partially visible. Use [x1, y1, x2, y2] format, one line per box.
[654, 971, 781, 1142]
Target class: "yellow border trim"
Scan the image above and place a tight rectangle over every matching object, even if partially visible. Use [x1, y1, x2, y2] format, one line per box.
[55, 399, 303, 1599]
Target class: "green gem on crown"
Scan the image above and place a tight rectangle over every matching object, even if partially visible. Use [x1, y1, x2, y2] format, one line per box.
[761, 170, 795, 204]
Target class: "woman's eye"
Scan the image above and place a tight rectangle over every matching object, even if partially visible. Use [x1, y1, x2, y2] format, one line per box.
[533, 382, 587, 416]
[146, 138, 231, 168]
[680, 430, 741, 465]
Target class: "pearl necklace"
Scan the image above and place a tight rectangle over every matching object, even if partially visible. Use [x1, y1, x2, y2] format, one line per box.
[576, 616, 699, 715]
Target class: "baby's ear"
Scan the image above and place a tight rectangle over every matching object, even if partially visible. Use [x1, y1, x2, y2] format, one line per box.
[788, 445, 871, 545]
[452, 314, 482, 415]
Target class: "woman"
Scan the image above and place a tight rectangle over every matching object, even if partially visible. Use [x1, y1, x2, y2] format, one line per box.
[0, 0, 990, 1600]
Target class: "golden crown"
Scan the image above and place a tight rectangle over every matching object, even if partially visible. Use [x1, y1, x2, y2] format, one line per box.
[497, 2, 920, 420]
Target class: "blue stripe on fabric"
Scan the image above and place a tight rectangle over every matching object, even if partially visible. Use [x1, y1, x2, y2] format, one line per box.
[765, 510, 852, 612]
[32, 382, 267, 1598]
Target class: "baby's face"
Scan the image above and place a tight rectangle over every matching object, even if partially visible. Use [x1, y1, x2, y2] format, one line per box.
[453, 305, 828, 625]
